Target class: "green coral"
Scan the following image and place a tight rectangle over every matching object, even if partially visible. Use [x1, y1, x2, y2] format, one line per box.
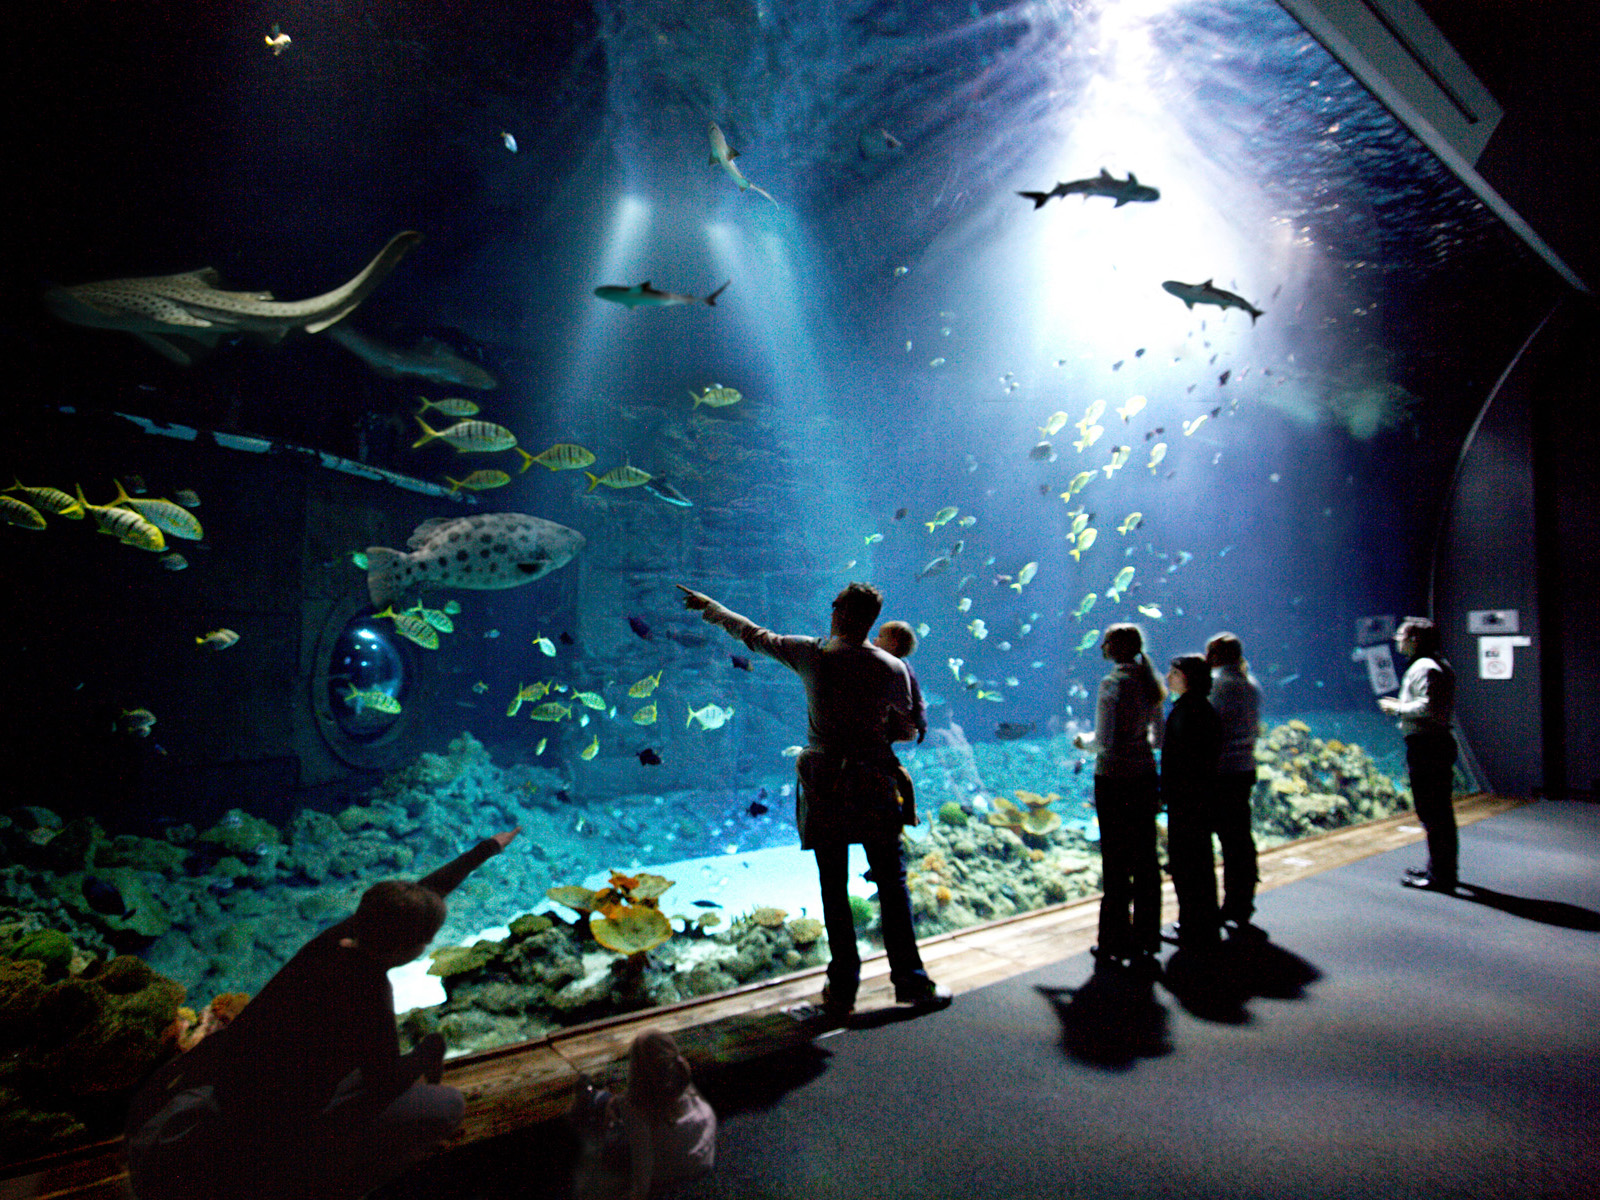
[937, 802, 970, 828]
[848, 894, 874, 926]
[428, 941, 499, 978]
[6, 930, 75, 980]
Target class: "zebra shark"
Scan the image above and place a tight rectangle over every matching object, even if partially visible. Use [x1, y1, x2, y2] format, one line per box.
[44, 230, 422, 364]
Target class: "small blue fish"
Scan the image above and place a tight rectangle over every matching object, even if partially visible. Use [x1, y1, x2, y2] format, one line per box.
[500, 130, 518, 153]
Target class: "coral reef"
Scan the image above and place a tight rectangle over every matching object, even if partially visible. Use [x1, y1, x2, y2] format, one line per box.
[1250, 720, 1408, 843]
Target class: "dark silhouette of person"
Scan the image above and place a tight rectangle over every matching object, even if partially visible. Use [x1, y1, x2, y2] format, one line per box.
[1074, 623, 1166, 974]
[1379, 617, 1459, 890]
[677, 581, 950, 1017]
[123, 828, 520, 1200]
[1162, 654, 1222, 950]
[1206, 631, 1265, 936]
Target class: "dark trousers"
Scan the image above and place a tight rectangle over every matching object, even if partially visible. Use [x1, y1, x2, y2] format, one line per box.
[1166, 796, 1219, 945]
[1213, 770, 1259, 922]
[1406, 733, 1459, 883]
[1095, 773, 1161, 957]
[814, 836, 929, 1001]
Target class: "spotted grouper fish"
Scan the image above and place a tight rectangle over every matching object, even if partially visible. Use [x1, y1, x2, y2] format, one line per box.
[365, 513, 585, 609]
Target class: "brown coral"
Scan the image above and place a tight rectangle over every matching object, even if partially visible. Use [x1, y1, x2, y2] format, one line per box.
[752, 907, 788, 928]
[787, 917, 824, 945]
[591, 905, 673, 955]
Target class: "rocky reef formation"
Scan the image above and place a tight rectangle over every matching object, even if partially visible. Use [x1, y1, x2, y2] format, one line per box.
[1250, 719, 1409, 844]
[0, 923, 186, 1162]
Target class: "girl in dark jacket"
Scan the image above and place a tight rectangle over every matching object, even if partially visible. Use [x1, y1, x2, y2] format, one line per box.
[1162, 654, 1222, 950]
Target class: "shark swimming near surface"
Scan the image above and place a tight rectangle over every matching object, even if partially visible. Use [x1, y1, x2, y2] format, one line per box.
[594, 280, 729, 309]
[1018, 169, 1160, 209]
[325, 325, 498, 389]
[1161, 278, 1265, 324]
[43, 231, 423, 365]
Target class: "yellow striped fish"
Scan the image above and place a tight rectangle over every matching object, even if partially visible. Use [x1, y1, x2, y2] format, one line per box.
[111, 481, 204, 540]
[627, 670, 663, 698]
[375, 605, 441, 649]
[516, 443, 596, 473]
[342, 685, 402, 714]
[1, 495, 46, 530]
[6, 479, 83, 519]
[584, 465, 652, 492]
[412, 415, 517, 453]
[444, 469, 511, 492]
[631, 703, 658, 725]
[77, 486, 165, 551]
[416, 394, 481, 417]
[580, 734, 599, 761]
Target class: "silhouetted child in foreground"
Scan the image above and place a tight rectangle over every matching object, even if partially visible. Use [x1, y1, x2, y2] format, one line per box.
[874, 619, 927, 825]
[570, 1028, 717, 1200]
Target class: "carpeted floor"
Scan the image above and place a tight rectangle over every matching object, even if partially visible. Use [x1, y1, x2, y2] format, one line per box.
[386, 799, 1600, 1200]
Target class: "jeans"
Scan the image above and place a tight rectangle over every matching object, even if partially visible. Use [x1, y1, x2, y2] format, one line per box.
[1095, 773, 1161, 957]
[1406, 733, 1459, 883]
[1213, 770, 1259, 922]
[814, 836, 929, 1001]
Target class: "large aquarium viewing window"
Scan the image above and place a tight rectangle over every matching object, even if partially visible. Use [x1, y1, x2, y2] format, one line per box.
[0, 0, 1569, 1161]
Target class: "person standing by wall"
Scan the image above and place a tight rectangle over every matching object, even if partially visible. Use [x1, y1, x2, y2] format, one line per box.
[1380, 617, 1459, 891]
[1206, 631, 1264, 936]
[1074, 623, 1166, 974]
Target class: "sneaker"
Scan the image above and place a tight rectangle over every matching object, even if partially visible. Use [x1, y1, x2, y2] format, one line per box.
[1401, 871, 1456, 892]
[1223, 919, 1268, 942]
[894, 978, 953, 1008]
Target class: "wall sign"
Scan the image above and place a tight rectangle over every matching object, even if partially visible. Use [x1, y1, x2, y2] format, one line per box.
[1478, 635, 1532, 679]
[1351, 643, 1400, 694]
[1468, 609, 1519, 634]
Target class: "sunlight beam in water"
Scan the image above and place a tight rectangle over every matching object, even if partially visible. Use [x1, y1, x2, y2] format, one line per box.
[562, 194, 653, 404]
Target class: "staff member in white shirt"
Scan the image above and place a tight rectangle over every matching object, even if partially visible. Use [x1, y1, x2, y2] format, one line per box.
[1379, 617, 1459, 891]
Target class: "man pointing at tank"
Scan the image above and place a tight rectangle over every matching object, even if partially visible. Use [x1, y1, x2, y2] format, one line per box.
[677, 581, 951, 1019]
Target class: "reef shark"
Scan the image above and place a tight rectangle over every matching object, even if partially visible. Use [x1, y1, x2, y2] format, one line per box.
[1018, 169, 1160, 209]
[708, 122, 778, 206]
[325, 325, 497, 389]
[593, 280, 729, 309]
[44, 230, 423, 365]
[1161, 278, 1264, 325]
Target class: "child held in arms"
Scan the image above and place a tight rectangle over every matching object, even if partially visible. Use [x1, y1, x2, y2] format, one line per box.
[873, 618, 927, 825]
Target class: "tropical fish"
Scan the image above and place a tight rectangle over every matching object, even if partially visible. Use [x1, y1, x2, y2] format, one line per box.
[364, 512, 585, 609]
[585, 465, 653, 492]
[160, 553, 188, 571]
[76, 485, 164, 550]
[536, 738, 548, 754]
[514, 444, 592, 476]
[1183, 413, 1209, 436]
[627, 616, 652, 640]
[638, 747, 662, 765]
[968, 619, 988, 640]
[1167, 549, 1195, 573]
[351, 551, 370, 570]
[689, 385, 743, 408]
[916, 623, 930, 637]
[6, 480, 83, 519]
[323, 329, 498, 389]
[1073, 592, 1097, 620]
[109, 481, 205, 541]
[500, 130, 518, 153]
[687, 702, 734, 731]
[506, 681, 548, 717]
[1011, 562, 1037, 592]
[1029, 441, 1056, 462]
[410, 604, 455, 633]
[375, 605, 441, 649]
[957, 515, 977, 528]
[1106, 566, 1136, 602]
[1148, 443, 1168, 473]
[996, 721, 1036, 740]
[781, 744, 804, 757]
[580, 734, 599, 761]
[196, 629, 239, 651]
[173, 489, 202, 508]
[948, 657, 964, 680]
[1070, 511, 1090, 537]
[1077, 400, 1106, 433]
[264, 23, 291, 54]
[1063, 471, 1094, 497]
[532, 634, 556, 656]
[342, 686, 401, 715]
[916, 554, 953, 580]
[472, 682, 489, 694]
[527, 702, 572, 722]
[118, 708, 157, 736]
[976, 689, 1005, 702]
[864, 533, 883, 545]
[643, 477, 693, 507]
[1117, 512, 1143, 535]
[45, 231, 422, 365]
[632, 703, 658, 725]
[412, 415, 517, 453]
[925, 506, 958, 532]
[628, 671, 663, 698]
[443, 599, 462, 614]
[957, 597, 971, 613]
[416, 394, 482, 418]
[594, 280, 729, 309]
[1161, 278, 1264, 324]
[730, 654, 751, 671]
[1117, 395, 1147, 422]
[1018, 169, 1160, 208]
[574, 691, 607, 710]
[1101, 445, 1132, 479]
[1073, 424, 1104, 453]
[1075, 629, 1101, 655]
[1137, 604, 1164, 619]
[1, 496, 46, 530]
[444, 470, 511, 493]
[708, 121, 778, 205]
[1070, 528, 1097, 561]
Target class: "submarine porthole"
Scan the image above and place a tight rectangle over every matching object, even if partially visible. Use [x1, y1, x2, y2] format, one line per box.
[327, 618, 409, 742]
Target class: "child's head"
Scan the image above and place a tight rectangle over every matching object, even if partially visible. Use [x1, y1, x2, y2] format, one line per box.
[874, 620, 917, 659]
[346, 880, 447, 964]
[627, 1029, 693, 1116]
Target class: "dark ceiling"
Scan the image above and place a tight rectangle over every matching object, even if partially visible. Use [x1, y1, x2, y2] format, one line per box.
[1413, 0, 1600, 291]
